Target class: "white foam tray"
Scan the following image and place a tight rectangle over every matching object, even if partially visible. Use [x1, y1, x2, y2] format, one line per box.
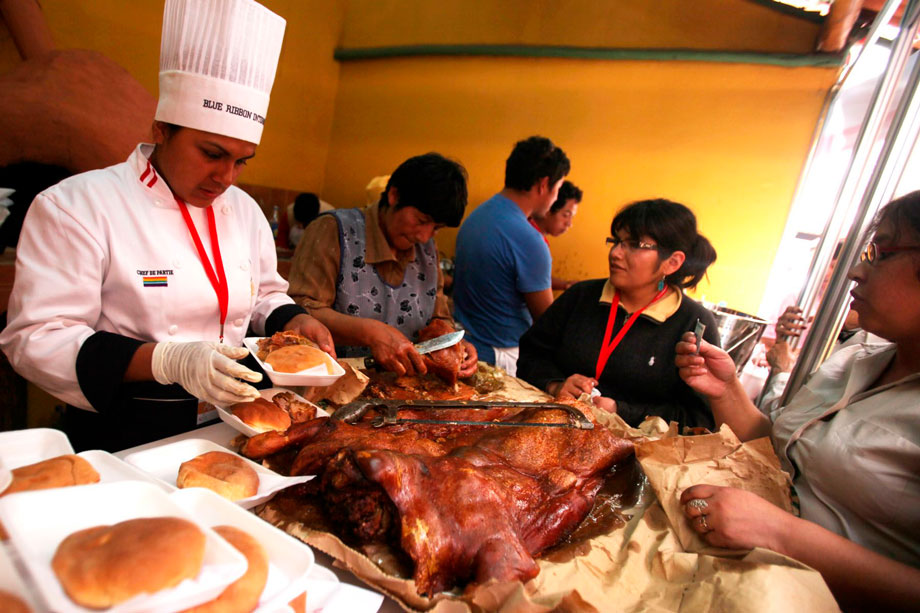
[170, 488, 315, 613]
[0, 543, 41, 612]
[0, 481, 247, 613]
[77, 450, 175, 494]
[0, 428, 74, 471]
[218, 388, 329, 437]
[244, 337, 344, 387]
[123, 438, 313, 509]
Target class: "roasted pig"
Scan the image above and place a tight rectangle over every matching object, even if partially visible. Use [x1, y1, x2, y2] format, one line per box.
[243, 404, 633, 595]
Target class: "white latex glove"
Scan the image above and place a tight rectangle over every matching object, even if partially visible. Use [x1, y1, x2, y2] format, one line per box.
[151, 341, 262, 407]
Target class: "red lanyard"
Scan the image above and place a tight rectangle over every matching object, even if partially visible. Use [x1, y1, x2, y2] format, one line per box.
[595, 287, 668, 381]
[176, 198, 228, 342]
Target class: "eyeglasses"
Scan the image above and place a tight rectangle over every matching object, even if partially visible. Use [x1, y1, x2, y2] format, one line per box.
[859, 241, 920, 264]
[606, 236, 660, 252]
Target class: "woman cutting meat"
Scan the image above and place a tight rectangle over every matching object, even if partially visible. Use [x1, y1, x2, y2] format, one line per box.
[287, 153, 477, 379]
[676, 193, 920, 610]
[0, 0, 332, 452]
[517, 198, 720, 430]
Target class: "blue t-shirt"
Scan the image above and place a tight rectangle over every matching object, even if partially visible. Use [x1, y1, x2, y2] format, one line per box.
[453, 193, 552, 363]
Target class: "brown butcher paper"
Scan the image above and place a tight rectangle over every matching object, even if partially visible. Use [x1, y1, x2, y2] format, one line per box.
[258, 393, 838, 612]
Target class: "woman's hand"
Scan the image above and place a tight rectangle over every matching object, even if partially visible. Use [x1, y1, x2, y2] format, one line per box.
[458, 339, 478, 378]
[592, 395, 617, 413]
[680, 484, 795, 553]
[674, 332, 738, 401]
[550, 374, 597, 399]
[151, 341, 262, 406]
[766, 338, 795, 372]
[284, 313, 336, 357]
[775, 306, 806, 339]
[366, 321, 427, 376]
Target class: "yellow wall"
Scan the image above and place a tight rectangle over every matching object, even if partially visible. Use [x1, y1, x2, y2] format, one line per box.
[0, 0, 839, 313]
[322, 56, 837, 313]
[340, 0, 823, 54]
[0, 0, 345, 193]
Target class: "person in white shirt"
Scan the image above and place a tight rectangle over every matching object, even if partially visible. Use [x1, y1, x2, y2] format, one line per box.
[0, 0, 332, 451]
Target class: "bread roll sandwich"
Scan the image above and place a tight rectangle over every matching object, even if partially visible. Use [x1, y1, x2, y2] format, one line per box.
[1, 454, 100, 540]
[230, 397, 291, 433]
[0, 590, 31, 613]
[264, 344, 334, 374]
[51, 517, 205, 609]
[181, 525, 268, 613]
[177, 451, 259, 501]
[2, 454, 99, 496]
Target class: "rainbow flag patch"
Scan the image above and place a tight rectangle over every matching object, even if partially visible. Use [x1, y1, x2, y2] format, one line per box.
[143, 276, 168, 287]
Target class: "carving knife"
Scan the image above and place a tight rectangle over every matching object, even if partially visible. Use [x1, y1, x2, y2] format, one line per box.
[363, 330, 464, 370]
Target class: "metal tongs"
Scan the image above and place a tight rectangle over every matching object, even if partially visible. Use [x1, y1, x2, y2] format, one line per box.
[331, 399, 594, 430]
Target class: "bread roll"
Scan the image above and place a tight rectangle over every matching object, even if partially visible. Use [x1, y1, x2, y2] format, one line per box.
[181, 525, 268, 613]
[52, 517, 205, 609]
[230, 397, 291, 433]
[264, 344, 331, 374]
[0, 590, 31, 613]
[2, 454, 99, 496]
[177, 451, 259, 501]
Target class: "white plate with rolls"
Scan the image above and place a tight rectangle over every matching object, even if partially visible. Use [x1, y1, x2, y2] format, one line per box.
[0, 480, 248, 613]
[244, 337, 345, 387]
[218, 388, 329, 437]
[123, 438, 313, 509]
[170, 488, 315, 613]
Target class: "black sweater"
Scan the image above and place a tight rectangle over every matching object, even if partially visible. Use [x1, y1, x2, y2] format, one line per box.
[517, 279, 720, 430]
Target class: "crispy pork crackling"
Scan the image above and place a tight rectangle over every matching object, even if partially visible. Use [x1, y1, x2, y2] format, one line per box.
[177, 451, 259, 501]
[180, 525, 268, 613]
[51, 517, 205, 609]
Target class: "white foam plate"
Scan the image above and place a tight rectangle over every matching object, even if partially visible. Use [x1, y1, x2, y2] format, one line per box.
[77, 450, 176, 493]
[0, 481, 247, 613]
[0, 428, 74, 470]
[170, 488, 315, 613]
[313, 580, 384, 613]
[244, 337, 345, 387]
[0, 543, 41, 612]
[123, 439, 313, 509]
[218, 388, 329, 437]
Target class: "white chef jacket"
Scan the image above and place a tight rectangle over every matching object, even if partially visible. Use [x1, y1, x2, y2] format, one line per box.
[771, 341, 920, 566]
[0, 144, 295, 410]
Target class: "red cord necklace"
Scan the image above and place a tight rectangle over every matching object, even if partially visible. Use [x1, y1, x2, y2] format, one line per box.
[175, 197, 229, 342]
[594, 286, 669, 381]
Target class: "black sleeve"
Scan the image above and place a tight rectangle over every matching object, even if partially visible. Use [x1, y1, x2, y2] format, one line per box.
[76, 331, 146, 415]
[517, 288, 578, 392]
[265, 304, 308, 336]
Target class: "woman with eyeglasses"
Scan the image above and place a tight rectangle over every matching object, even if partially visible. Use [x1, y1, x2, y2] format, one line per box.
[674, 192, 920, 610]
[517, 198, 720, 430]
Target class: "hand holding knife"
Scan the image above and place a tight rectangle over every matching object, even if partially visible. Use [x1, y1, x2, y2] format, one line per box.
[364, 330, 465, 370]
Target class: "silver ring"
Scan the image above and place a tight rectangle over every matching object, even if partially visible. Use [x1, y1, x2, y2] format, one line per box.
[698, 515, 710, 531]
[688, 498, 709, 511]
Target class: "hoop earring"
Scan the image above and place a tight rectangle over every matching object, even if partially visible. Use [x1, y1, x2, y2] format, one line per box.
[657, 278, 665, 292]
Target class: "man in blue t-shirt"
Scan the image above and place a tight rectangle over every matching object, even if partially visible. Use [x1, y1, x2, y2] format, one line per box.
[453, 136, 570, 375]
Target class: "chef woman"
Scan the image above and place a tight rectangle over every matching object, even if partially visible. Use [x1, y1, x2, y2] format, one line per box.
[0, 0, 332, 452]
